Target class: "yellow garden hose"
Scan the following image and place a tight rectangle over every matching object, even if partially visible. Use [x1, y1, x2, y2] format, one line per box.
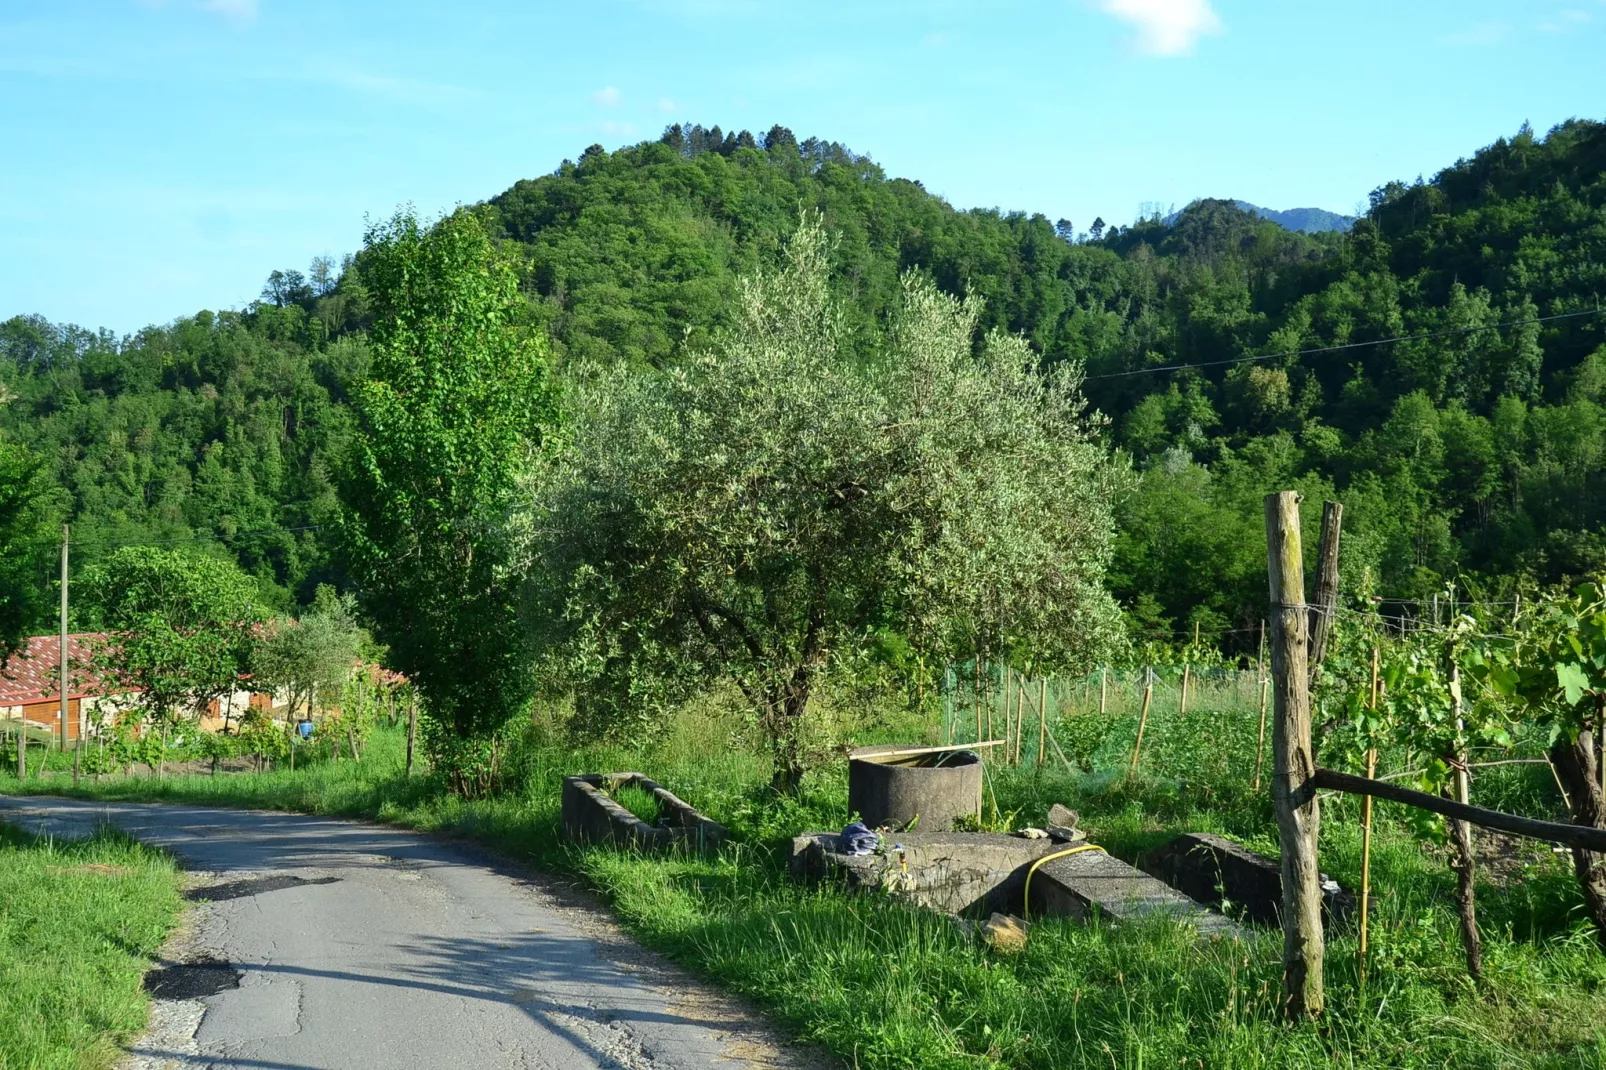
[1022, 843, 1105, 921]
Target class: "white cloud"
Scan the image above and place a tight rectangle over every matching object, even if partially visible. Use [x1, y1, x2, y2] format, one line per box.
[1537, 8, 1591, 32]
[1445, 20, 1509, 45]
[201, 0, 258, 22]
[591, 85, 623, 107]
[657, 97, 678, 113]
[1093, 0, 1222, 56]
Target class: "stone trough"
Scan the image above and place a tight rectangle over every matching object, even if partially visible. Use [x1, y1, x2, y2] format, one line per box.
[561, 773, 726, 852]
[791, 829, 1241, 937]
[1137, 832, 1360, 928]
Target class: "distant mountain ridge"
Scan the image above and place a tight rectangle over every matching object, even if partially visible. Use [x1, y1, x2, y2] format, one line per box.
[1163, 200, 1355, 233]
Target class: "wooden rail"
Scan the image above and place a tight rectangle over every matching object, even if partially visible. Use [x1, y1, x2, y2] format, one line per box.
[1310, 767, 1606, 852]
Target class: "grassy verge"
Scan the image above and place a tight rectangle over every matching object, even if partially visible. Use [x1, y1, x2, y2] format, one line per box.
[0, 823, 183, 1070]
[6, 706, 1606, 1068]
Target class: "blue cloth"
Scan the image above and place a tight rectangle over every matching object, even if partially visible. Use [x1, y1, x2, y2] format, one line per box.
[839, 821, 879, 856]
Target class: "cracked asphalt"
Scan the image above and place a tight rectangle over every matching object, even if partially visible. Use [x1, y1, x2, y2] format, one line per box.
[0, 796, 821, 1070]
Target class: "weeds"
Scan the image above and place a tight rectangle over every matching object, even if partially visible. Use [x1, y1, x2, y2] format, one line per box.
[6, 697, 1606, 1067]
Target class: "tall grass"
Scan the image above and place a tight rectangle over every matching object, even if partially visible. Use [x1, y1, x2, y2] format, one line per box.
[0, 824, 183, 1069]
[6, 695, 1606, 1067]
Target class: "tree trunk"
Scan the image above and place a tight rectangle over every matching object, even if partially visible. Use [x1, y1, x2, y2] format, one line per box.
[1551, 727, 1606, 953]
[767, 684, 811, 796]
[1446, 790, 1483, 979]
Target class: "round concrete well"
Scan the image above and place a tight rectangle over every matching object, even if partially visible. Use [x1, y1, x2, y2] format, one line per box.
[847, 746, 983, 832]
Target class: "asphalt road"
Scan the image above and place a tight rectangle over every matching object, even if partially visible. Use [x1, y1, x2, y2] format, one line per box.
[0, 796, 817, 1070]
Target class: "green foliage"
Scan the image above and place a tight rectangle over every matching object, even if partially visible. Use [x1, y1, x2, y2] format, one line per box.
[339, 207, 555, 773]
[526, 217, 1125, 791]
[5, 119, 1606, 650]
[0, 824, 183, 1069]
[0, 431, 54, 666]
[83, 546, 260, 728]
[251, 584, 366, 722]
[0, 310, 362, 614]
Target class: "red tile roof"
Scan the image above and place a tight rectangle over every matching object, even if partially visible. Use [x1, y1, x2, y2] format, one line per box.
[0, 634, 125, 705]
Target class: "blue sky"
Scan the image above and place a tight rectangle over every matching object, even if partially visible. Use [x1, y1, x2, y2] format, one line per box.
[2, 0, 1602, 334]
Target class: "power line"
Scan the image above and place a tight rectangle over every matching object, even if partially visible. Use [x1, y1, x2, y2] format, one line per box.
[1083, 307, 1604, 382]
[73, 525, 322, 548]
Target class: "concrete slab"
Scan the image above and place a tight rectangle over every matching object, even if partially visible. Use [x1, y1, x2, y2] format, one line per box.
[790, 830, 1063, 916]
[1029, 849, 1243, 938]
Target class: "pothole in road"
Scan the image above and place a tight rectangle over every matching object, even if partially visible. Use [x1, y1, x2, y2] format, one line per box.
[185, 875, 340, 902]
[143, 958, 242, 1000]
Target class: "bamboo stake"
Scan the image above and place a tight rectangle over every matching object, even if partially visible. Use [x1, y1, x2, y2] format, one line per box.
[1129, 668, 1154, 776]
[1181, 663, 1191, 715]
[1012, 671, 1022, 766]
[1099, 668, 1108, 716]
[1448, 660, 1483, 979]
[974, 657, 983, 745]
[1358, 746, 1377, 975]
[1253, 675, 1270, 791]
[1001, 666, 1012, 764]
[1038, 678, 1049, 768]
[1359, 645, 1380, 979]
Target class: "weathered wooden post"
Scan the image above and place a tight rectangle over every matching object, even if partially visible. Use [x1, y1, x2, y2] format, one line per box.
[405, 692, 418, 779]
[1265, 490, 1324, 1019]
[1129, 667, 1154, 776]
[1307, 501, 1344, 686]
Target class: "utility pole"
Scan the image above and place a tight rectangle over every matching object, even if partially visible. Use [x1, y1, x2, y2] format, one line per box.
[61, 524, 71, 761]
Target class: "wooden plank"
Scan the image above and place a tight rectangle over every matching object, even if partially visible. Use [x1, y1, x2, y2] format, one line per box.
[851, 741, 1007, 763]
[1311, 767, 1606, 852]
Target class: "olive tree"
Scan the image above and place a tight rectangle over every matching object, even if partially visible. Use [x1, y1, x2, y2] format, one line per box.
[524, 217, 1126, 793]
[252, 586, 365, 726]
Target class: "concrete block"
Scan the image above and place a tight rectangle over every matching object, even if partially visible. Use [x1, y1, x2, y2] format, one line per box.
[560, 773, 726, 852]
[790, 830, 1063, 916]
[1029, 849, 1242, 938]
[1136, 832, 1358, 928]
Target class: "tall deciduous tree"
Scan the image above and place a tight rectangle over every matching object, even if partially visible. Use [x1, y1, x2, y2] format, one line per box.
[0, 393, 55, 666]
[526, 216, 1126, 793]
[339, 207, 553, 791]
[85, 547, 260, 735]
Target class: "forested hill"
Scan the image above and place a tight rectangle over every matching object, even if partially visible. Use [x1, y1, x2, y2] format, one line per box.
[2, 119, 1604, 643]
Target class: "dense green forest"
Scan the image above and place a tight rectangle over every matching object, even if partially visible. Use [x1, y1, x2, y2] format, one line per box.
[2, 118, 1603, 651]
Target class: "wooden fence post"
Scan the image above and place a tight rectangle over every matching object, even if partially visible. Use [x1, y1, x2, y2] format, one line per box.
[1129, 668, 1154, 776]
[1308, 501, 1344, 687]
[1037, 678, 1048, 767]
[1265, 490, 1324, 1019]
[405, 693, 418, 779]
